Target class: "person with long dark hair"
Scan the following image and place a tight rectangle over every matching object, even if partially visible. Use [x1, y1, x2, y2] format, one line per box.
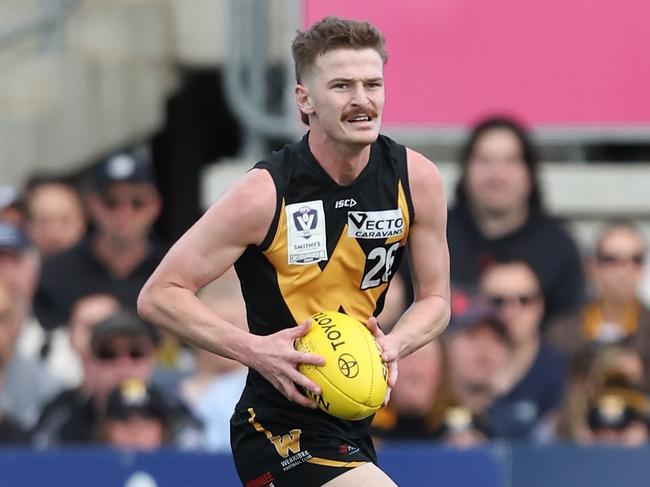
[448, 116, 584, 321]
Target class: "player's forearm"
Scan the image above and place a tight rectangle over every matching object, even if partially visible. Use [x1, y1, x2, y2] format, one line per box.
[137, 283, 256, 365]
[387, 293, 450, 359]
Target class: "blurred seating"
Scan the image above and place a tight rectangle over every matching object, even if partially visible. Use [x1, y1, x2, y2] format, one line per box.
[0, 0, 176, 188]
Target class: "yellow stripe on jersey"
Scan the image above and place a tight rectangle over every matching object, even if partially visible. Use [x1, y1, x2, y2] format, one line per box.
[385, 180, 411, 246]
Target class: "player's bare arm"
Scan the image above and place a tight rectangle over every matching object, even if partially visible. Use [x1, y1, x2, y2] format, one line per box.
[369, 149, 450, 391]
[137, 168, 324, 408]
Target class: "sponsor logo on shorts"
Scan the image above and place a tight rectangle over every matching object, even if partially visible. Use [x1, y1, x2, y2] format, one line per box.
[339, 443, 361, 455]
[348, 209, 404, 239]
[270, 429, 302, 459]
[280, 449, 313, 471]
[246, 472, 275, 487]
[286, 201, 328, 264]
[267, 427, 313, 471]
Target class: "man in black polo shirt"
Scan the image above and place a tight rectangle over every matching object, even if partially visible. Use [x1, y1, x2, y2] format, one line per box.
[34, 147, 166, 330]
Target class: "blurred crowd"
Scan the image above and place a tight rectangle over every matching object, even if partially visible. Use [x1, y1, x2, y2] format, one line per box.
[1, 116, 649, 452]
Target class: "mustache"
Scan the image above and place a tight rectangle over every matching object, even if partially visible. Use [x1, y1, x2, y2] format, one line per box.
[342, 108, 379, 120]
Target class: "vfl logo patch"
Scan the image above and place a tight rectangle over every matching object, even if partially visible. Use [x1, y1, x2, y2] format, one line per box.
[293, 206, 318, 236]
[286, 200, 327, 265]
[348, 209, 404, 239]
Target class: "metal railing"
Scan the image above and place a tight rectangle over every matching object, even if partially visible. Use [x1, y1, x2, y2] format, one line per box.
[0, 0, 77, 52]
[223, 0, 301, 157]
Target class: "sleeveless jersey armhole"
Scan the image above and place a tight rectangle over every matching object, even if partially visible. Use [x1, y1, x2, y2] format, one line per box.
[398, 145, 416, 224]
[252, 162, 282, 252]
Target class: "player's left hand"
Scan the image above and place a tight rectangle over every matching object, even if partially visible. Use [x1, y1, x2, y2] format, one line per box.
[365, 316, 399, 407]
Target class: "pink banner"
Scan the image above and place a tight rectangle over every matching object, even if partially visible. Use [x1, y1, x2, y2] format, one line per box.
[303, 0, 650, 127]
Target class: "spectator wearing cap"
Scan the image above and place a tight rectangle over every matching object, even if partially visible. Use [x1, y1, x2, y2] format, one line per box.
[585, 377, 649, 447]
[61, 293, 121, 391]
[432, 404, 491, 448]
[97, 378, 170, 451]
[34, 146, 166, 332]
[34, 308, 203, 449]
[555, 345, 645, 444]
[0, 277, 61, 433]
[0, 224, 67, 427]
[0, 222, 40, 306]
[479, 259, 568, 441]
[0, 223, 95, 390]
[447, 116, 585, 323]
[0, 186, 25, 227]
[546, 222, 650, 387]
[443, 290, 512, 417]
[23, 175, 87, 257]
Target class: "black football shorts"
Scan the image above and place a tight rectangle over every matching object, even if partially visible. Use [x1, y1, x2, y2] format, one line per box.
[230, 407, 377, 487]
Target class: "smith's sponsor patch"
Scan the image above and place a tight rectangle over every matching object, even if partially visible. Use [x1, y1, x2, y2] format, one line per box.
[348, 209, 404, 239]
[286, 200, 327, 264]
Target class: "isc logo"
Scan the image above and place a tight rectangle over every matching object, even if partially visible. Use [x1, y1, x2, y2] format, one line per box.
[335, 198, 357, 209]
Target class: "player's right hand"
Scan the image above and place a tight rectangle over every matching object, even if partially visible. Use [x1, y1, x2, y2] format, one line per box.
[247, 319, 326, 409]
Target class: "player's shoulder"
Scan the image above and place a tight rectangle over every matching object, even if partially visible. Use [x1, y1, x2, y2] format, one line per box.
[405, 147, 443, 189]
[227, 168, 275, 207]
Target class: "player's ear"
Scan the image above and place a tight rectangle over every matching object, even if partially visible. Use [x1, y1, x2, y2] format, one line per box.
[295, 83, 314, 118]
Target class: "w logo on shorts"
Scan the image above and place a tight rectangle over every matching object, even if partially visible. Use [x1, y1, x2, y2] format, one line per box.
[270, 429, 302, 458]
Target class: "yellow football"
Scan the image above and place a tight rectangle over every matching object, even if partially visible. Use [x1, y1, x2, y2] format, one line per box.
[294, 311, 388, 420]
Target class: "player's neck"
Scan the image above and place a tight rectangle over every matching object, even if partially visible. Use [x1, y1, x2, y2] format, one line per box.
[308, 131, 371, 186]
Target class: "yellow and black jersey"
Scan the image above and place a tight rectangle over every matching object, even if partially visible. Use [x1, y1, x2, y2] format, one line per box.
[233, 132, 414, 437]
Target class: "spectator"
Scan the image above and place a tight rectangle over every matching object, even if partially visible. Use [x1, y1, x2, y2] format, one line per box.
[432, 404, 491, 449]
[0, 221, 81, 386]
[447, 116, 584, 321]
[555, 345, 645, 443]
[34, 147, 166, 331]
[0, 186, 25, 227]
[585, 376, 649, 447]
[24, 175, 87, 257]
[480, 260, 568, 440]
[0, 277, 61, 432]
[63, 294, 121, 391]
[371, 340, 445, 441]
[443, 291, 511, 418]
[97, 378, 170, 451]
[33, 308, 202, 448]
[546, 222, 650, 383]
[0, 222, 40, 305]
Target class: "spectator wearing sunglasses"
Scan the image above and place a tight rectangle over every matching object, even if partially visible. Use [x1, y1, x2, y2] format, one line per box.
[33, 146, 166, 332]
[479, 259, 568, 441]
[546, 222, 650, 385]
[33, 309, 203, 448]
